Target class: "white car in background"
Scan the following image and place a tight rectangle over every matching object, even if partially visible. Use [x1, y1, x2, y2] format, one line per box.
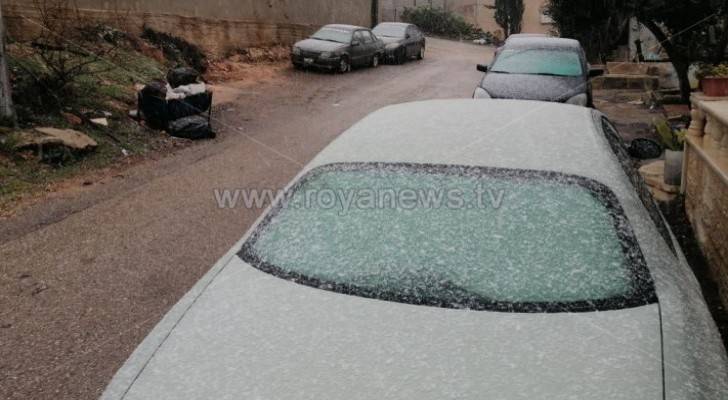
[102, 100, 728, 400]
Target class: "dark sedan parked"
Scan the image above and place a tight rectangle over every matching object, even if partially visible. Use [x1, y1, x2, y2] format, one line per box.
[372, 22, 426, 64]
[291, 24, 384, 73]
[473, 37, 603, 107]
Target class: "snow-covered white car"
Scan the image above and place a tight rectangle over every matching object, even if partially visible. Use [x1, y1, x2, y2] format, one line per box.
[102, 100, 728, 400]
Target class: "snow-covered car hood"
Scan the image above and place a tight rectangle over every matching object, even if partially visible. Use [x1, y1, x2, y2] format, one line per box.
[108, 257, 663, 400]
[481, 73, 585, 102]
[294, 38, 347, 53]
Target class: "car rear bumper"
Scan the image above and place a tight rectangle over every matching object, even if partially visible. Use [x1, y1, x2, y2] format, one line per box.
[383, 47, 403, 60]
[291, 54, 340, 70]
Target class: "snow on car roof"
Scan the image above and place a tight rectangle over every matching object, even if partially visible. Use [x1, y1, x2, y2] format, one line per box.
[376, 22, 412, 27]
[310, 99, 604, 181]
[323, 24, 366, 31]
[505, 37, 582, 50]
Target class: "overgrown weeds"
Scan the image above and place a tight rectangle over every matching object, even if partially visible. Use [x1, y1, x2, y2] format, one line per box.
[401, 6, 482, 40]
[141, 27, 208, 72]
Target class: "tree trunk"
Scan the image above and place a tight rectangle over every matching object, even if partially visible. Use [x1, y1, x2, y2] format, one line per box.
[371, 0, 379, 27]
[674, 61, 692, 104]
[0, 5, 15, 125]
[640, 18, 692, 103]
[712, 6, 728, 63]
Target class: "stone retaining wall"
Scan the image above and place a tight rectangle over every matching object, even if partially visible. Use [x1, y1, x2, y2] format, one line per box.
[685, 94, 728, 307]
[2, 0, 372, 57]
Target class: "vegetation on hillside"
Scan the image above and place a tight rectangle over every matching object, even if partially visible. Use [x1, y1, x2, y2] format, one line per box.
[0, 2, 210, 214]
[401, 6, 483, 40]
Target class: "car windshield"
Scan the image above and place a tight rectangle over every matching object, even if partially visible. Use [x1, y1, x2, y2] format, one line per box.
[373, 24, 407, 38]
[240, 163, 655, 313]
[311, 27, 353, 43]
[491, 48, 583, 77]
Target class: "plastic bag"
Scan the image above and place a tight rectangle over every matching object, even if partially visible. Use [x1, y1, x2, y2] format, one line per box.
[168, 115, 214, 140]
[139, 80, 168, 129]
[166, 67, 200, 88]
[167, 92, 212, 120]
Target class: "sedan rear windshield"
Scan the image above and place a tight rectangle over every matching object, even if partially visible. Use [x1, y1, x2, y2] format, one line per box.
[239, 163, 656, 313]
[311, 28, 353, 44]
[491, 48, 583, 77]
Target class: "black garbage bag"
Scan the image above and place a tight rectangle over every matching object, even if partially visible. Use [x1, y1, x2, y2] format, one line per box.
[167, 92, 213, 120]
[167, 67, 200, 88]
[168, 115, 214, 140]
[141, 80, 167, 97]
[139, 80, 168, 129]
[628, 138, 663, 160]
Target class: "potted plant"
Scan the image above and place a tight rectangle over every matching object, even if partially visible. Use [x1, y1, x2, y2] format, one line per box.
[654, 119, 687, 186]
[697, 63, 728, 97]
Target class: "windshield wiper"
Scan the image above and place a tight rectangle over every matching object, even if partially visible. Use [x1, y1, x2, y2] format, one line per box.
[354, 269, 493, 309]
[531, 72, 571, 77]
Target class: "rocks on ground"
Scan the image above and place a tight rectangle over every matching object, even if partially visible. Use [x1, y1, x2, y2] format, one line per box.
[13, 127, 98, 152]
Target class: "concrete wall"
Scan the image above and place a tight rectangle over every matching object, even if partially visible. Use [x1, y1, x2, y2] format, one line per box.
[2, 0, 372, 56]
[379, 0, 553, 37]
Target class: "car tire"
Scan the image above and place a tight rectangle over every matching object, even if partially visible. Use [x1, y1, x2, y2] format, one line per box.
[371, 54, 379, 68]
[417, 45, 425, 60]
[338, 57, 351, 74]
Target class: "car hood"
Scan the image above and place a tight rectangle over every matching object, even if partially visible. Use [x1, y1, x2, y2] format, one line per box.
[379, 36, 404, 45]
[481, 73, 585, 102]
[107, 258, 663, 400]
[295, 38, 347, 53]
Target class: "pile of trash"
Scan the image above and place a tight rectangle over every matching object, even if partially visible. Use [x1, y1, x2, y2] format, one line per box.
[136, 67, 215, 140]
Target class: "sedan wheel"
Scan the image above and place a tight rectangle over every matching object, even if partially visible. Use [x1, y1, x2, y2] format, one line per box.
[338, 58, 350, 74]
[371, 54, 379, 68]
[417, 46, 425, 60]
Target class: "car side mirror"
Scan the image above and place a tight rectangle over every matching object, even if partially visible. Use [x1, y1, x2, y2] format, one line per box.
[589, 68, 605, 78]
[406, 34, 411, 39]
[351, 40, 361, 46]
[628, 138, 663, 160]
[477, 64, 489, 73]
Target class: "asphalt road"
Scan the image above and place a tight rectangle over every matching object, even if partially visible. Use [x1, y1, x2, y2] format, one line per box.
[0, 38, 491, 400]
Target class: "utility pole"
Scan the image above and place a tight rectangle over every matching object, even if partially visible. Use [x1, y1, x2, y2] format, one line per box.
[0, 4, 15, 126]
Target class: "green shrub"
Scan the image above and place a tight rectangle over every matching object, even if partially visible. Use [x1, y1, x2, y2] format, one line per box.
[654, 118, 686, 151]
[401, 6, 482, 39]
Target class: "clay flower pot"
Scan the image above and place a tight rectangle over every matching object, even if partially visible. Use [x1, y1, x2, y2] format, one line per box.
[701, 76, 728, 97]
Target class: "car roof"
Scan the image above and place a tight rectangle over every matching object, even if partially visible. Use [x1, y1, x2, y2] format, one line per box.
[504, 37, 582, 51]
[506, 33, 548, 41]
[322, 24, 367, 31]
[375, 22, 413, 28]
[310, 100, 600, 181]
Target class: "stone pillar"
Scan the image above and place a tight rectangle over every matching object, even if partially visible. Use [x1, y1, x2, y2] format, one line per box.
[688, 106, 705, 137]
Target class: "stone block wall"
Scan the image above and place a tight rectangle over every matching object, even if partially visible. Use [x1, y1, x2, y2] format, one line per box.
[2, 0, 372, 57]
[685, 145, 728, 303]
[685, 96, 728, 308]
